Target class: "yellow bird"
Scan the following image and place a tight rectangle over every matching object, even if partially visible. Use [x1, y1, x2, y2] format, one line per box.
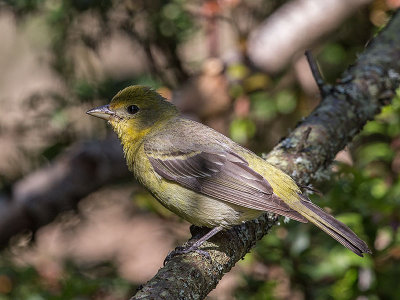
[87, 85, 371, 257]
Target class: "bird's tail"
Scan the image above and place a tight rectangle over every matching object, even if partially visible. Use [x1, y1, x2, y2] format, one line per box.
[294, 194, 371, 257]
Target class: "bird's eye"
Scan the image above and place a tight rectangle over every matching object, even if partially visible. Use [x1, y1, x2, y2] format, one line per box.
[126, 105, 139, 115]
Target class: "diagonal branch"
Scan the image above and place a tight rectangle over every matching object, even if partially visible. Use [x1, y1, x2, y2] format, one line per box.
[131, 10, 400, 300]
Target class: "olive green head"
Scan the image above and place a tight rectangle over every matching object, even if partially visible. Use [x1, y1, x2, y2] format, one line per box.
[87, 85, 178, 143]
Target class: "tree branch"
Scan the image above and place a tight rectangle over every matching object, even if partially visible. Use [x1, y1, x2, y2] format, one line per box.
[131, 10, 400, 300]
[0, 136, 129, 248]
[305, 50, 332, 97]
[248, 0, 372, 73]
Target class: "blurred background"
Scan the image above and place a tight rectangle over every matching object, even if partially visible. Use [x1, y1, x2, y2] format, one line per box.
[0, 0, 399, 299]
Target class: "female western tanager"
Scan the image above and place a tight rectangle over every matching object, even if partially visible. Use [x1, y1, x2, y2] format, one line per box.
[87, 85, 370, 257]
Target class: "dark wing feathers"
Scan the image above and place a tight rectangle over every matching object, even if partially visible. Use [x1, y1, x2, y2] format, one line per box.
[298, 195, 371, 255]
[146, 148, 308, 223]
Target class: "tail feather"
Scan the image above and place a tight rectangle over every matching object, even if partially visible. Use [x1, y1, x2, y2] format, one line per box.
[296, 194, 371, 257]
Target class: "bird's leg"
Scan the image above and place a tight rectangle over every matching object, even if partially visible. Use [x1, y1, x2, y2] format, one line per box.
[187, 226, 224, 251]
[164, 226, 224, 265]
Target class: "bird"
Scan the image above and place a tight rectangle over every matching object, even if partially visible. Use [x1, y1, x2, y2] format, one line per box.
[87, 85, 371, 258]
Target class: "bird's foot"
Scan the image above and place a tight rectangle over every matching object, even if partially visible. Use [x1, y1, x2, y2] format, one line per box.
[164, 245, 211, 265]
[163, 226, 223, 265]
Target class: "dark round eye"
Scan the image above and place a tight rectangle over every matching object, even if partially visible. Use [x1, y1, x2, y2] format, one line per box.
[126, 105, 139, 114]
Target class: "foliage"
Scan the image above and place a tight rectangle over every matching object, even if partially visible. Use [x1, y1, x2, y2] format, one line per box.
[0, 256, 132, 299]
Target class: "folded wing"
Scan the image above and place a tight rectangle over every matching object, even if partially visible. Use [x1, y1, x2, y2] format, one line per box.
[145, 146, 308, 223]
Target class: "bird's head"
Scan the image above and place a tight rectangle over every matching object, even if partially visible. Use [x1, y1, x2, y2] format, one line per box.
[87, 85, 178, 146]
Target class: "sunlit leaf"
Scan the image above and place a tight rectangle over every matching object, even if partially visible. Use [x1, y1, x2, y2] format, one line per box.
[229, 118, 256, 144]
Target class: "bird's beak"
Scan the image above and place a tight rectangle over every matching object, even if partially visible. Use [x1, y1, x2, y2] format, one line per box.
[86, 105, 114, 121]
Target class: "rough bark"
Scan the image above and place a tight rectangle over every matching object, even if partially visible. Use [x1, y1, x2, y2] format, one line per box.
[131, 10, 400, 300]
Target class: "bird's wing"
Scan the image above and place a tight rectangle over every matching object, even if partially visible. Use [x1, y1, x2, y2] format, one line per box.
[145, 144, 307, 223]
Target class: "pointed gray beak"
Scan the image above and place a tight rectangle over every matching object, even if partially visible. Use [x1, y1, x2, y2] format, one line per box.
[86, 105, 114, 121]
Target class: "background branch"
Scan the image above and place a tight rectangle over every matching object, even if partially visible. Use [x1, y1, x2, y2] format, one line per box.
[1, 136, 129, 248]
[131, 10, 400, 299]
[248, 0, 373, 73]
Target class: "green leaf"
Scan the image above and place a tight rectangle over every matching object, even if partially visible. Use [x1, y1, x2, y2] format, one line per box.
[356, 142, 394, 165]
[230, 118, 256, 144]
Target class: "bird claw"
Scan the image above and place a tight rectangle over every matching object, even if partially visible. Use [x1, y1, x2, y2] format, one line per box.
[163, 245, 211, 266]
